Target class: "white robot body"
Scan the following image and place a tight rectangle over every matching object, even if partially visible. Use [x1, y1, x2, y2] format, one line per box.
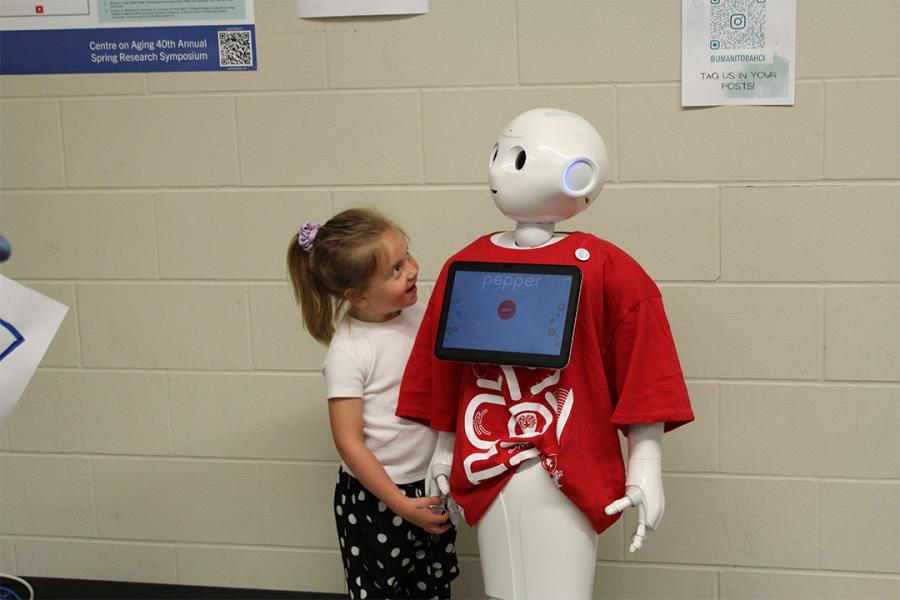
[430, 108, 667, 599]
[477, 458, 598, 600]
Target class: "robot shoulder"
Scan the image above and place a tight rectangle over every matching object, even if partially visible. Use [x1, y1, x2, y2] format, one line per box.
[576, 233, 658, 293]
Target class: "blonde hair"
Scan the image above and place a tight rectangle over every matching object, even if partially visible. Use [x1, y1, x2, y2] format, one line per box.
[287, 208, 406, 344]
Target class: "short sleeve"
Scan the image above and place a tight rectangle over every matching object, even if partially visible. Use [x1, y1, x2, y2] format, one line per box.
[605, 295, 694, 433]
[322, 345, 366, 400]
[396, 271, 463, 432]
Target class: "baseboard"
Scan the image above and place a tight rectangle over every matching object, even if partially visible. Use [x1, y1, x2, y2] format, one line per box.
[0, 576, 345, 600]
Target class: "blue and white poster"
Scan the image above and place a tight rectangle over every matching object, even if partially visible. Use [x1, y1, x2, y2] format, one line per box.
[0, 275, 68, 427]
[0, 0, 256, 74]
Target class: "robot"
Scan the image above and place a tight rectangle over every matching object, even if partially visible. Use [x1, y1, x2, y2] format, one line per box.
[397, 109, 694, 599]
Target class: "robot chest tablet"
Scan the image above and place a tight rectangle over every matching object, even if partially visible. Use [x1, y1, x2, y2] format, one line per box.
[434, 261, 582, 370]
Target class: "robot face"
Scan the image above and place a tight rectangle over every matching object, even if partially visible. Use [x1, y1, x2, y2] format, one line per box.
[488, 109, 609, 224]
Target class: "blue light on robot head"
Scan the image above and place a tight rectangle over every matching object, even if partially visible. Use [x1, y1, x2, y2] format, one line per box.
[563, 158, 592, 194]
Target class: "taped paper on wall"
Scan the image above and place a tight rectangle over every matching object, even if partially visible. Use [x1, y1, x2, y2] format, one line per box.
[298, 0, 426, 18]
[0, 0, 257, 74]
[0, 275, 68, 427]
[682, 0, 796, 106]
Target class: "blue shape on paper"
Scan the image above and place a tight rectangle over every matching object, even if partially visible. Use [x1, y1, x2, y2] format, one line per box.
[0, 318, 25, 362]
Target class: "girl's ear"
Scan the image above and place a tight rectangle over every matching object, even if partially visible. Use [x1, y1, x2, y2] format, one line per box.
[345, 289, 367, 310]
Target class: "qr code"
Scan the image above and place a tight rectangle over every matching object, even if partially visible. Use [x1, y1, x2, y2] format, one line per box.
[709, 0, 767, 50]
[218, 30, 253, 67]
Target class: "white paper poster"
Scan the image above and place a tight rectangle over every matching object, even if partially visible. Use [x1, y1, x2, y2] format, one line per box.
[0, 275, 68, 427]
[682, 0, 796, 106]
[298, 0, 426, 18]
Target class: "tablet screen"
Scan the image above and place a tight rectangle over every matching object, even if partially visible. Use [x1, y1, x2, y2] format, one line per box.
[435, 262, 582, 369]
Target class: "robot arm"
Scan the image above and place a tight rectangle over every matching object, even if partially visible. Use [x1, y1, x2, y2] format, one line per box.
[427, 430, 454, 497]
[427, 431, 461, 524]
[604, 422, 664, 553]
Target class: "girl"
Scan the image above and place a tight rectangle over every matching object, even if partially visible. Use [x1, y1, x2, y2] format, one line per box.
[287, 208, 459, 600]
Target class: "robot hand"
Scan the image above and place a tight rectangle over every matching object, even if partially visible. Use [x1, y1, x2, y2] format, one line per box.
[604, 422, 665, 553]
[426, 431, 461, 526]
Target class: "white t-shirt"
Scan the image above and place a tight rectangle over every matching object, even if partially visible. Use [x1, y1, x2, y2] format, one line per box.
[323, 302, 435, 484]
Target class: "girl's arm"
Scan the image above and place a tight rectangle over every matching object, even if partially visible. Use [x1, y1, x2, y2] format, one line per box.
[328, 397, 451, 534]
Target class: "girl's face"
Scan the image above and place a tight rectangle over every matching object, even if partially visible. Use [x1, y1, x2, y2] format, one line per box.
[351, 229, 419, 322]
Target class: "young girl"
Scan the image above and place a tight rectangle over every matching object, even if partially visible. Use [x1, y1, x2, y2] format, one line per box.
[287, 208, 459, 600]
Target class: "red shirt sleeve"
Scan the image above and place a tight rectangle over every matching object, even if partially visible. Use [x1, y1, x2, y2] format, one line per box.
[604, 295, 694, 433]
[396, 267, 462, 432]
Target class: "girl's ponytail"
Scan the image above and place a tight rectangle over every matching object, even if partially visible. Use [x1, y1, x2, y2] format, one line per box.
[287, 231, 337, 344]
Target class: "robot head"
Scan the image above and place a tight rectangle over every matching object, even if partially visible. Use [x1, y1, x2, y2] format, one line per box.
[488, 108, 609, 224]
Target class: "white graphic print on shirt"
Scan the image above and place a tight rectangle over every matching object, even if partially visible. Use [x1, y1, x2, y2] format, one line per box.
[462, 365, 573, 486]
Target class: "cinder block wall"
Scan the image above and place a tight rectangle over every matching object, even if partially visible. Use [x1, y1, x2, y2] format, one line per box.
[1, 1, 898, 598]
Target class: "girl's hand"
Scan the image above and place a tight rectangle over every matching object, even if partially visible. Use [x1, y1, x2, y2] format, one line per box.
[394, 495, 452, 534]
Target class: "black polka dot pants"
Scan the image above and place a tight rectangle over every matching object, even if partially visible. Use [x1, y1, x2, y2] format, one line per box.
[334, 468, 459, 600]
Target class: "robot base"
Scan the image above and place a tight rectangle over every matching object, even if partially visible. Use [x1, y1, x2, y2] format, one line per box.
[477, 458, 598, 600]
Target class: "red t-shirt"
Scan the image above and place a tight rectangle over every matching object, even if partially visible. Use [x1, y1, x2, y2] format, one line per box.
[396, 232, 694, 534]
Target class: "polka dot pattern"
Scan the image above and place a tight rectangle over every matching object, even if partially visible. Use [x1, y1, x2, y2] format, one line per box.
[334, 468, 458, 599]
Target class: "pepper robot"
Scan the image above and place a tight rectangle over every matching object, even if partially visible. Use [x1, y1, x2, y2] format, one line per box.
[397, 108, 694, 600]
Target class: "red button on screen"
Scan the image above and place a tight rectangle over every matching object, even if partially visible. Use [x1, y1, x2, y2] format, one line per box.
[497, 300, 516, 320]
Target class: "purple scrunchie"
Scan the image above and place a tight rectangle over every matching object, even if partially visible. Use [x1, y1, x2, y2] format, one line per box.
[298, 221, 320, 252]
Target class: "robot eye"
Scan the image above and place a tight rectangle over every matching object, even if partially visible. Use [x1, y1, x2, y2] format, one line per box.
[489, 144, 499, 166]
[515, 149, 526, 170]
[504, 146, 526, 171]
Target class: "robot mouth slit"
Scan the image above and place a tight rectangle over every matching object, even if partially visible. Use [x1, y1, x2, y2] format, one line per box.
[490, 189, 498, 194]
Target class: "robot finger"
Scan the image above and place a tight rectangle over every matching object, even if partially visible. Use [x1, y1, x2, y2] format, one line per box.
[447, 498, 463, 527]
[435, 473, 451, 497]
[637, 500, 647, 526]
[604, 496, 634, 516]
[629, 522, 648, 553]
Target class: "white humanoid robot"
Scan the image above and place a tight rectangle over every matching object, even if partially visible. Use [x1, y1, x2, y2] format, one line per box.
[399, 109, 692, 600]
